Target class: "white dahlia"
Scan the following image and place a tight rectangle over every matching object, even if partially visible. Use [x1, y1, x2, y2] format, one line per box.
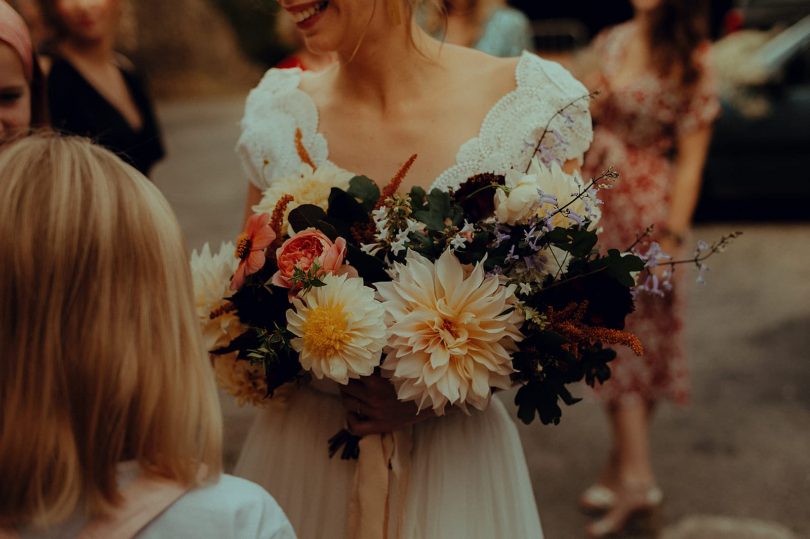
[377, 250, 524, 415]
[531, 159, 601, 230]
[253, 162, 354, 234]
[286, 274, 386, 384]
[190, 242, 244, 351]
[494, 157, 601, 229]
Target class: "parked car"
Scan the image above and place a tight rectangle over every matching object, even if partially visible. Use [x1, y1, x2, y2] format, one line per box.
[733, 0, 810, 29]
[696, 15, 810, 221]
[511, 0, 735, 44]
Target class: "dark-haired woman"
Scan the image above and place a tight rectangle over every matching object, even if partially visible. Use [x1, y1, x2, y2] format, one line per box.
[39, 0, 164, 176]
[578, 0, 719, 536]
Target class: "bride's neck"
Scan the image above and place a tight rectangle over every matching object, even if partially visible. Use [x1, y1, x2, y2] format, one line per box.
[334, 24, 443, 112]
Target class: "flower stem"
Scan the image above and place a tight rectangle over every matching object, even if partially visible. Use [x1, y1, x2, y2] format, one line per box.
[525, 91, 599, 174]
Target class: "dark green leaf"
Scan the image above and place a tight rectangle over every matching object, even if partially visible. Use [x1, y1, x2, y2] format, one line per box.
[515, 385, 537, 425]
[409, 186, 427, 212]
[328, 188, 370, 225]
[288, 204, 328, 233]
[598, 249, 645, 287]
[346, 245, 390, 283]
[347, 176, 380, 211]
[559, 386, 582, 406]
[413, 188, 453, 232]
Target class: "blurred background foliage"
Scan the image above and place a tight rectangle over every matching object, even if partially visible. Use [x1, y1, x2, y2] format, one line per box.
[209, 0, 288, 67]
[132, 0, 287, 99]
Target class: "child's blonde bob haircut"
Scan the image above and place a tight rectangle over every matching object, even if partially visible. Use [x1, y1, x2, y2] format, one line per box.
[0, 134, 222, 528]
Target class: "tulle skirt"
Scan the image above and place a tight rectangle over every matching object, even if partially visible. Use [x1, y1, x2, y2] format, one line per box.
[234, 386, 543, 539]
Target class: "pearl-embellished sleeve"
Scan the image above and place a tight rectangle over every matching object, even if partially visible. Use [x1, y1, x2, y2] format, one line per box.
[432, 52, 594, 192]
[236, 68, 328, 190]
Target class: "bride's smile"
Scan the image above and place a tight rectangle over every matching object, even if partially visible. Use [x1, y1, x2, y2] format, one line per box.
[283, 0, 331, 30]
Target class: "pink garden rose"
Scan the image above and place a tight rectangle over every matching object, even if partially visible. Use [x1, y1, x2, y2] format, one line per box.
[272, 228, 354, 289]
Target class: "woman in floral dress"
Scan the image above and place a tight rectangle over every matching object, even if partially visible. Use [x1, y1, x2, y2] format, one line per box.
[578, 0, 720, 536]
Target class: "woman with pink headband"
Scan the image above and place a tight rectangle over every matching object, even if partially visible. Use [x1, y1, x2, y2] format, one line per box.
[0, 0, 45, 142]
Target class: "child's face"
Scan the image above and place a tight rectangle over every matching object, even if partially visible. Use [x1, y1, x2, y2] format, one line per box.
[0, 43, 31, 142]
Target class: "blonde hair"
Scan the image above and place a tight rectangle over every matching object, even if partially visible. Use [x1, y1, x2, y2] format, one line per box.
[0, 134, 222, 529]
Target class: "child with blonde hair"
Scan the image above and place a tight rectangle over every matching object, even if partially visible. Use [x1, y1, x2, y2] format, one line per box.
[0, 134, 296, 539]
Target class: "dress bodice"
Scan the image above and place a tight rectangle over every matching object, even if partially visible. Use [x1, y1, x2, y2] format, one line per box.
[237, 51, 593, 193]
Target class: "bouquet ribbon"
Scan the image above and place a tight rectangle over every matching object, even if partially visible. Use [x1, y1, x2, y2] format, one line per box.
[347, 428, 413, 539]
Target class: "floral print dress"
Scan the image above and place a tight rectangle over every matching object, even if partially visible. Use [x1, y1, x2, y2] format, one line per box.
[583, 22, 720, 405]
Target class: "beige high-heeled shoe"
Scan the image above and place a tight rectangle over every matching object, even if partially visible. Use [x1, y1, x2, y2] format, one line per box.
[585, 485, 663, 538]
[579, 484, 616, 514]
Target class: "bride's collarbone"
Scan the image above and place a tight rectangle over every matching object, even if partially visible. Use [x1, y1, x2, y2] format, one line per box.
[298, 55, 520, 183]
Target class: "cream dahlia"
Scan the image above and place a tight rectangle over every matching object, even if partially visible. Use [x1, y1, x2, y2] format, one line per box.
[286, 274, 386, 384]
[212, 353, 269, 407]
[190, 242, 244, 351]
[376, 250, 524, 415]
[253, 162, 354, 234]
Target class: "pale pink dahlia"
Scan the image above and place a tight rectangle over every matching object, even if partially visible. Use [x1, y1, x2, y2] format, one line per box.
[376, 250, 524, 415]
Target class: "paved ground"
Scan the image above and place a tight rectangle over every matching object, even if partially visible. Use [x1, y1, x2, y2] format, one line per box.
[152, 97, 810, 539]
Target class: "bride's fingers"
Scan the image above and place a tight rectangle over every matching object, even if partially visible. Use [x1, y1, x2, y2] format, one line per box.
[339, 394, 378, 418]
[346, 412, 389, 436]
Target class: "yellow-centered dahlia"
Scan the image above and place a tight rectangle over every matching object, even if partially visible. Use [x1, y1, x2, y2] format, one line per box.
[286, 274, 386, 384]
[377, 250, 524, 415]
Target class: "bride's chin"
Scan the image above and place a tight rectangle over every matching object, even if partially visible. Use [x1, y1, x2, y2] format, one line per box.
[303, 36, 338, 56]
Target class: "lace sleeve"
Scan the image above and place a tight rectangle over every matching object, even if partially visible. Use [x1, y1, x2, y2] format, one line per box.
[517, 54, 594, 168]
[235, 68, 328, 190]
[432, 52, 594, 192]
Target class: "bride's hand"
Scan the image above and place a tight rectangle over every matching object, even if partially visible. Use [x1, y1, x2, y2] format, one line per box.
[339, 375, 435, 436]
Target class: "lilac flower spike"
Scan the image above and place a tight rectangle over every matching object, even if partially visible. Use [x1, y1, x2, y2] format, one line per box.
[495, 228, 512, 247]
[537, 189, 558, 207]
[505, 245, 519, 263]
[566, 210, 584, 227]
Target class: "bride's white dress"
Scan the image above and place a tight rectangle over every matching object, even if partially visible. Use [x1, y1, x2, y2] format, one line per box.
[234, 52, 593, 539]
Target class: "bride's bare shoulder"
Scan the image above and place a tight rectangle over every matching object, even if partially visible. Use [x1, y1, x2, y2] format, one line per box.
[298, 66, 337, 101]
[440, 45, 522, 99]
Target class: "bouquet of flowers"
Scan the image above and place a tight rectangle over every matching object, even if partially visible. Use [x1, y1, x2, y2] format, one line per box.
[194, 110, 735, 458]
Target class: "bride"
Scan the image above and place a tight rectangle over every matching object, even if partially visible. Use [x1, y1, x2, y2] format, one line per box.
[235, 0, 592, 537]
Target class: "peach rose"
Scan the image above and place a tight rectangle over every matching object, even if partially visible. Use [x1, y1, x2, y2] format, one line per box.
[272, 228, 353, 289]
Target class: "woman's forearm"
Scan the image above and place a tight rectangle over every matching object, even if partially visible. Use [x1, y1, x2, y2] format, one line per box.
[666, 126, 713, 236]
